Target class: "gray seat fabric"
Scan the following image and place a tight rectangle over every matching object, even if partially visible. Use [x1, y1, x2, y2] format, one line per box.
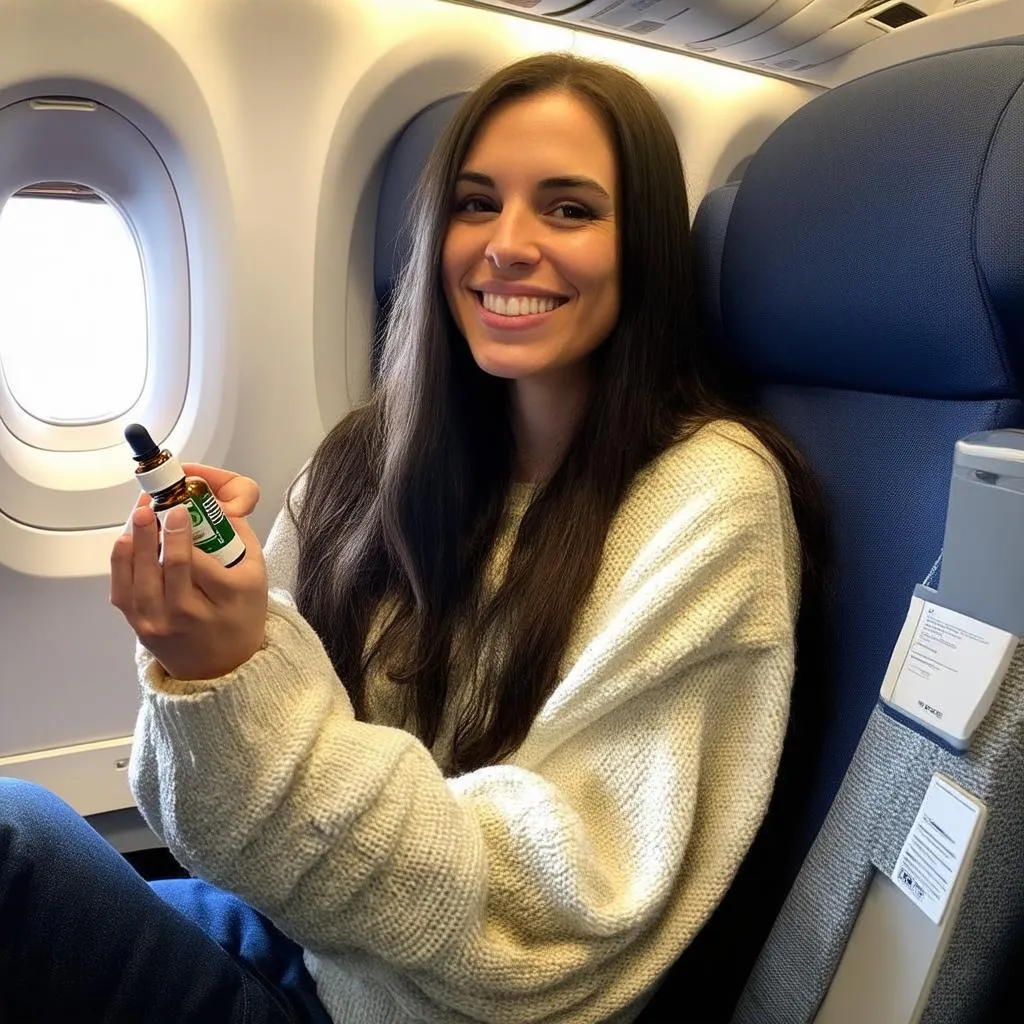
[736, 651, 1024, 1023]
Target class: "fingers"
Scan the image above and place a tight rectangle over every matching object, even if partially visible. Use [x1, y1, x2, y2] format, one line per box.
[130, 463, 260, 519]
[229, 516, 264, 556]
[181, 464, 260, 518]
[180, 463, 239, 489]
[112, 491, 263, 635]
[129, 505, 165, 625]
[160, 505, 196, 611]
[113, 506, 209, 636]
[214, 474, 260, 518]
[189, 516, 265, 602]
[109, 533, 134, 611]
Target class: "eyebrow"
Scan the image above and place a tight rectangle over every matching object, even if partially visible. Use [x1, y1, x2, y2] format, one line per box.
[456, 171, 611, 200]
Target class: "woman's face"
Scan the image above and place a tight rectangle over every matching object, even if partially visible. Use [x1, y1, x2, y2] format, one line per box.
[442, 91, 620, 387]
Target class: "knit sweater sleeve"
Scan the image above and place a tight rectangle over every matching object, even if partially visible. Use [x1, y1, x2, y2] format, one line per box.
[127, 426, 799, 1021]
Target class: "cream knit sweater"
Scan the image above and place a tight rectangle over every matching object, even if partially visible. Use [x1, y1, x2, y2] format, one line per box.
[128, 420, 800, 1023]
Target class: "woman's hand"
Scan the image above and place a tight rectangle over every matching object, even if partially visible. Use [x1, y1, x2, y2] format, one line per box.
[110, 486, 269, 681]
[132, 463, 261, 518]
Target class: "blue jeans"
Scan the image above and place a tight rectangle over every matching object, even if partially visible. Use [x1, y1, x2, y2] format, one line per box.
[0, 777, 333, 1024]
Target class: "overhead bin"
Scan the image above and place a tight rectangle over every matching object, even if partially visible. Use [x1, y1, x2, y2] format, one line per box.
[745, 1, 933, 72]
[694, 0, 880, 57]
[548, 1, 780, 46]
[713, 0, 939, 63]
[467, 0, 589, 13]
[454, 0, 985, 81]
[684, 0, 817, 52]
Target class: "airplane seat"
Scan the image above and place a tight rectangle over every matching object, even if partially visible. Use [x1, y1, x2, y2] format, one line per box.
[370, 39, 1024, 1022]
[372, 93, 467, 379]
[641, 38, 1024, 1024]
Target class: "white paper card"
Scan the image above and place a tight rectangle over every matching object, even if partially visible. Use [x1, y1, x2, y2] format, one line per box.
[879, 596, 1018, 744]
[891, 774, 986, 925]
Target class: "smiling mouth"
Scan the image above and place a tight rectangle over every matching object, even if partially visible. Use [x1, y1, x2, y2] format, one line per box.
[474, 291, 569, 318]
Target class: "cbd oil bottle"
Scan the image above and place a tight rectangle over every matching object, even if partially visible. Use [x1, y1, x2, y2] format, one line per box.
[125, 424, 246, 568]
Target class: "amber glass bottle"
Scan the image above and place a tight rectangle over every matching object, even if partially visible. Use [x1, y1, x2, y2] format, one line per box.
[125, 424, 246, 567]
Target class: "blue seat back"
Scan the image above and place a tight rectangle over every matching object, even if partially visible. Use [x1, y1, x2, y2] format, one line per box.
[371, 95, 466, 376]
[653, 39, 1024, 1020]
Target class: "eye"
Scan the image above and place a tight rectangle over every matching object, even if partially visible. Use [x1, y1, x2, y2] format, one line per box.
[454, 195, 498, 216]
[550, 202, 594, 221]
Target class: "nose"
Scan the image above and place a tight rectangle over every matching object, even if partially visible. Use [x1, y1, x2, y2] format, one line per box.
[484, 201, 540, 270]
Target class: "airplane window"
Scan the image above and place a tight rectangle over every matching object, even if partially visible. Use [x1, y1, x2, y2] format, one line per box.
[0, 183, 147, 424]
[0, 96, 190, 552]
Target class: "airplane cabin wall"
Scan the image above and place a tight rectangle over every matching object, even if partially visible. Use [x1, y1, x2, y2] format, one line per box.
[0, 0, 816, 828]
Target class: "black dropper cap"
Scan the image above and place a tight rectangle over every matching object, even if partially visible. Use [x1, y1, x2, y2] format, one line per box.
[124, 423, 161, 463]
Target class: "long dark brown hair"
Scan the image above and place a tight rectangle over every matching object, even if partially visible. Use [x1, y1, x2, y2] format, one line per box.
[290, 53, 826, 774]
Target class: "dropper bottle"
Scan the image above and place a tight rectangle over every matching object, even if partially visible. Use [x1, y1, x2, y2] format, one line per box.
[125, 424, 246, 568]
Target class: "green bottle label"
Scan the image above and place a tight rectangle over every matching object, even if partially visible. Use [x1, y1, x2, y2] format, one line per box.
[192, 493, 238, 554]
[157, 495, 236, 554]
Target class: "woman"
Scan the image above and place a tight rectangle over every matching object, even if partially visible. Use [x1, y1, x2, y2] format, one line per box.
[0, 54, 822, 1023]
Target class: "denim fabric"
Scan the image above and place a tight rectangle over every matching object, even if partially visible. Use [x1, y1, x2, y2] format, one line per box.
[0, 777, 333, 1024]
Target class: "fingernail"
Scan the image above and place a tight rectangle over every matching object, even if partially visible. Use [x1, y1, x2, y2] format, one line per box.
[132, 507, 150, 527]
[164, 506, 190, 531]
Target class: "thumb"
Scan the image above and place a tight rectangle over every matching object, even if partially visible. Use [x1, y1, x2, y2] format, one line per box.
[188, 516, 265, 598]
[228, 515, 263, 555]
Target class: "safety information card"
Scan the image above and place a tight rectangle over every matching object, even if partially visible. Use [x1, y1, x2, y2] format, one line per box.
[879, 595, 1018, 746]
[891, 774, 987, 926]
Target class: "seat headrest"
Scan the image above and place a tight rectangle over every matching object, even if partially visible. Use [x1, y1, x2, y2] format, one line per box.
[696, 42, 1024, 399]
[374, 94, 466, 303]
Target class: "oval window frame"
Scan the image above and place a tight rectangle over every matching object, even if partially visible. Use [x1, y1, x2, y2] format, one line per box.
[0, 97, 188, 456]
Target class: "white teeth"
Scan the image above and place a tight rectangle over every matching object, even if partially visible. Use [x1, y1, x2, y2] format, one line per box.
[480, 293, 561, 317]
